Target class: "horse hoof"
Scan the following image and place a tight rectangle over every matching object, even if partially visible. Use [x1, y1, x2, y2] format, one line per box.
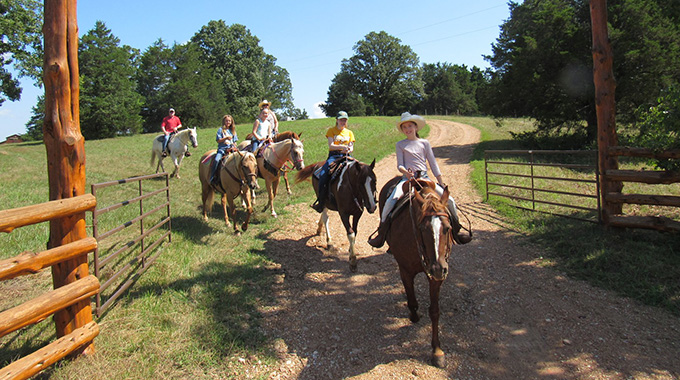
[409, 313, 420, 323]
[241, 223, 248, 231]
[431, 352, 446, 368]
[271, 212, 277, 218]
[349, 262, 358, 272]
[234, 230, 241, 236]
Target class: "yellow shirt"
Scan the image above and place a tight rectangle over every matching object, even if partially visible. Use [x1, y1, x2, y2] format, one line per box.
[326, 126, 355, 147]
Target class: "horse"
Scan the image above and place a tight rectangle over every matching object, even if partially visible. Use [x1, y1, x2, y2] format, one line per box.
[239, 131, 302, 195]
[295, 157, 377, 272]
[198, 150, 258, 235]
[150, 127, 198, 178]
[378, 176, 457, 368]
[240, 137, 305, 217]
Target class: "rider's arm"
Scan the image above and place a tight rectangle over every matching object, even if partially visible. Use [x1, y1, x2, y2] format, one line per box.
[252, 120, 263, 140]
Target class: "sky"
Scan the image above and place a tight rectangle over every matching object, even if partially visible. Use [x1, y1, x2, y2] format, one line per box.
[1, 0, 511, 139]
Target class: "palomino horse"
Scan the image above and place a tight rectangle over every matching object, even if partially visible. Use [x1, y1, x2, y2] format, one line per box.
[296, 157, 377, 272]
[243, 137, 305, 217]
[378, 176, 456, 368]
[198, 150, 258, 235]
[238, 131, 302, 195]
[150, 128, 198, 178]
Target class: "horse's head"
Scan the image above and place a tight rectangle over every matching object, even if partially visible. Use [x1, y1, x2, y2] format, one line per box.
[289, 138, 305, 170]
[354, 159, 378, 214]
[240, 151, 259, 190]
[411, 185, 453, 281]
[188, 128, 198, 148]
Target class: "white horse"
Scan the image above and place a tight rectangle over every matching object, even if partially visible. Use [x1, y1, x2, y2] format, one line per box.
[150, 128, 198, 178]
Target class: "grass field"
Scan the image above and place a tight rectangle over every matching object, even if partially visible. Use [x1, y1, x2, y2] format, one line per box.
[1, 115, 678, 379]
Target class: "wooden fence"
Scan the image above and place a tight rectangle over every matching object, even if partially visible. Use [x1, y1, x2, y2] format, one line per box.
[485, 148, 680, 231]
[0, 195, 100, 380]
[604, 147, 680, 231]
[91, 173, 171, 316]
[485, 150, 601, 223]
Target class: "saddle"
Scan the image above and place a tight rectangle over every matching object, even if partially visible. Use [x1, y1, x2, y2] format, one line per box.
[210, 148, 239, 189]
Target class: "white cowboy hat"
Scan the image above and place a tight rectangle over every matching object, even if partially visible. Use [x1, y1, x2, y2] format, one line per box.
[397, 112, 425, 131]
[258, 100, 271, 108]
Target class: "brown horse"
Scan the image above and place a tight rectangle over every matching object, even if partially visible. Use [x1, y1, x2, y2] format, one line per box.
[378, 176, 456, 368]
[243, 137, 305, 217]
[198, 150, 258, 234]
[296, 157, 377, 271]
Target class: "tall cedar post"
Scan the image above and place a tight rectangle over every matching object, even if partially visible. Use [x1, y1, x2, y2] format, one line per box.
[43, 0, 95, 354]
[590, 0, 623, 225]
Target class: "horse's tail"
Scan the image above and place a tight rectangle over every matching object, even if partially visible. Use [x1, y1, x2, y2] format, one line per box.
[150, 149, 157, 167]
[295, 161, 323, 183]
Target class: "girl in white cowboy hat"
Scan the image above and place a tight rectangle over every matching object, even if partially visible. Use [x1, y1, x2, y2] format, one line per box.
[368, 112, 471, 247]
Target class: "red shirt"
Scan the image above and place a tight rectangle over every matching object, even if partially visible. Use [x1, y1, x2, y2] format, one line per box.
[161, 115, 182, 133]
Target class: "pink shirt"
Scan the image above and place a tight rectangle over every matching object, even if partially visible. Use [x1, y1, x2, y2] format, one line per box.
[161, 115, 182, 133]
[395, 138, 441, 178]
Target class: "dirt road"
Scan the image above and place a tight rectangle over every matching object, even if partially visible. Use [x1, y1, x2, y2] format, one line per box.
[256, 120, 680, 380]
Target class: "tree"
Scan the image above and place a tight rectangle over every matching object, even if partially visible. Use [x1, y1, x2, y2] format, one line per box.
[0, 0, 42, 105]
[78, 21, 143, 139]
[323, 31, 423, 117]
[136, 39, 175, 133]
[164, 43, 226, 129]
[636, 86, 680, 171]
[191, 21, 293, 122]
[24, 93, 44, 140]
[420, 63, 479, 115]
[485, 0, 680, 148]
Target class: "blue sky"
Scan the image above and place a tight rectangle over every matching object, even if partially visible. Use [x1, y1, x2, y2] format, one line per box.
[1, 0, 511, 139]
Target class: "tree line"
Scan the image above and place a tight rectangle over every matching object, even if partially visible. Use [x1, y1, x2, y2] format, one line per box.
[3, 0, 680, 151]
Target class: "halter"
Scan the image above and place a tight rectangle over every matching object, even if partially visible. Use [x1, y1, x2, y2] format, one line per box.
[264, 139, 303, 172]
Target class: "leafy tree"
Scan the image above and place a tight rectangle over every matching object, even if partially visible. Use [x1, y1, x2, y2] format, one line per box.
[137, 39, 175, 133]
[323, 31, 423, 117]
[79, 21, 143, 139]
[636, 86, 680, 170]
[24, 93, 44, 140]
[321, 71, 370, 117]
[164, 43, 226, 129]
[0, 0, 42, 105]
[191, 21, 293, 123]
[485, 0, 680, 148]
[420, 63, 479, 115]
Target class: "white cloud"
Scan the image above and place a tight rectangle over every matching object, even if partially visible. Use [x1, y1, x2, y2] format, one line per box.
[312, 102, 326, 119]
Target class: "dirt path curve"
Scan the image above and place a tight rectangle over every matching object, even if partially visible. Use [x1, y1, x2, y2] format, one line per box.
[259, 120, 680, 380]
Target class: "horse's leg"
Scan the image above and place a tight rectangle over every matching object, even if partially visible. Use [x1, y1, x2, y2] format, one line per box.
[282, 170, 292, 195]
[399, 266, 420, 323]
[202, 184, 214, 221]
[318, 209, 332, 250]
[241, 190, 253, 232]
[428, 279, 445, 368]
[339, 212, 357, 272]
[227, 195, 240, 235]
[221, 193, 231, 229]
[174, 154, 184, 179]
[269, 177, 280, 217]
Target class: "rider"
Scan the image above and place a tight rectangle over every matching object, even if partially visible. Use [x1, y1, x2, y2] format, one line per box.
[311, 110, 355, 213]
[210, 114, 238, 185]
[367, 112, 471, 248]
[250, 108, 273, 153]
[259, 100, 279, 137]
[161, 108, 183, 157]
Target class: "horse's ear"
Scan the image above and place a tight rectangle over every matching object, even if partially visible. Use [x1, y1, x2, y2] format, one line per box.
[370, 158, 375, 169]
[440, 185, 450, 202]
[298, 132, 302, 138]
[414, 188, 425, 204]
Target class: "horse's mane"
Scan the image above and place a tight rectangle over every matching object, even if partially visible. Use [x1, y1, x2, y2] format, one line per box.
[415, 186, 448, 223]
[274, 131, 300, 141]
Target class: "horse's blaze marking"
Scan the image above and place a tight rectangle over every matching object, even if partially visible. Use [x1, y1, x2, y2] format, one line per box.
[364, 176, 376, 210]
[431, 217, 442, 262]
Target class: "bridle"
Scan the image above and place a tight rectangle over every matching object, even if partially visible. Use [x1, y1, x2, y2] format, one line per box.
[407, 179, 452, 279]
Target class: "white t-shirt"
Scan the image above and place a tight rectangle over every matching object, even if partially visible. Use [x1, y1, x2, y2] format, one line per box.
[395, 138, 441, 178]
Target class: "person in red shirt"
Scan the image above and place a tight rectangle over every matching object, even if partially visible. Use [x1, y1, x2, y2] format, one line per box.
[161, 108, 183, 157]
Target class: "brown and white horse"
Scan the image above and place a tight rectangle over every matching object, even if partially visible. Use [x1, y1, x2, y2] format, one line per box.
[378, 176, 457, 368]
[198, 150, 258, 235]
[296, 157, 377, 271]
[239, 131, 302, 195]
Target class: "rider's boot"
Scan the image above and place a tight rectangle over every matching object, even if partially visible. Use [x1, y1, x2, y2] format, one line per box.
[311, 181, 328, 213]
[453, 218, 472, 244]
[367, 220, 389, 248]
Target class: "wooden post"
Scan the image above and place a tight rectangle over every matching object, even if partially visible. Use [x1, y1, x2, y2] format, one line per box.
[590, 0, 623, 225]
[42, 0, 95, 355]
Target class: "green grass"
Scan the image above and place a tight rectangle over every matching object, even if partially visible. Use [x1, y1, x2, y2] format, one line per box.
[1, 115, 678, 379]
